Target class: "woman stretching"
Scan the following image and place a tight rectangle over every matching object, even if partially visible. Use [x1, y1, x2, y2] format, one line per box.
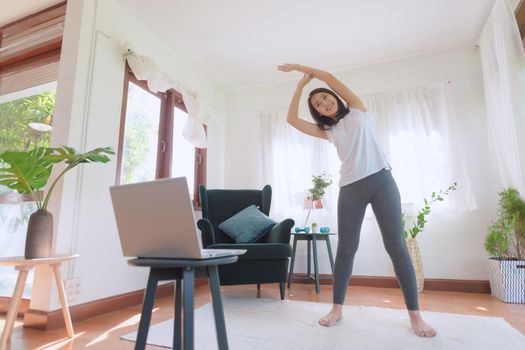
[278, 63, 436, 338]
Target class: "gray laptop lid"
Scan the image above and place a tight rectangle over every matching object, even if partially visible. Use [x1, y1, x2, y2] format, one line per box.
[109, 177, 202, 259]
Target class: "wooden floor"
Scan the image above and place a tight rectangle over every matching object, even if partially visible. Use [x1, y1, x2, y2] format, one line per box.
[1, 283, 524, 349]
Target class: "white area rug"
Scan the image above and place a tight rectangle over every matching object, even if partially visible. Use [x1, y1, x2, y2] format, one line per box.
[122, 297, 525, 350]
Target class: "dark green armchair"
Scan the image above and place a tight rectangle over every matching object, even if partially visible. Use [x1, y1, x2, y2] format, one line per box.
[197, 184, 294, 300]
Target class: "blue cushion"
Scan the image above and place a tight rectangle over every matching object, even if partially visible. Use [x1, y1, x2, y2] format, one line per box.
[218, 205, 276, 243]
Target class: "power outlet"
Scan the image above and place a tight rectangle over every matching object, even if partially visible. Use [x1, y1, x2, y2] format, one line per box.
[65, 278, 81, 301]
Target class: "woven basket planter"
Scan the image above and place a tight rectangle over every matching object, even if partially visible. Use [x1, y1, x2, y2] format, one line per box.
[406, 238, 424, 293]
[487, 258, 525, 303]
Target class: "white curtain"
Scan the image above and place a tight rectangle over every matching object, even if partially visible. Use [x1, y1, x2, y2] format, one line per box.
[363, 84, 476, 215]
[479, 0, 525, 195]
[260, 109, 336, 221]
[261, 84, 476, 222]
[123, 44, 215, 148]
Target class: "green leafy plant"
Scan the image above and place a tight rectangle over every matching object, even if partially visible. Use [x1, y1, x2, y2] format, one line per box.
[0, 146, 114, 210]
[403, 183, 457, 239]
[308, 172, 333, 201]
[485, 188, 525, 260]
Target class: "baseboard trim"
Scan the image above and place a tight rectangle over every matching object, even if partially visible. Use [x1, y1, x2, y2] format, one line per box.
[290, 273, 491, 293]
[23, 279, 208, 331]
[0, 297, 30, 317]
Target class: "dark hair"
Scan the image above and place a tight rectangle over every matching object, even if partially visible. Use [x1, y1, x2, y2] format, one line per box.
[308, 88, 349, 130]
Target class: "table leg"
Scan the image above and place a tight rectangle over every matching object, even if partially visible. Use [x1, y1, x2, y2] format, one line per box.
[287, 236, 298, 288]
[0, 267, 29, 349]
[325, 236, 335, 274]
[183, 267, 195, 350]
[307, 239, 311, 279]
[50, 263, 74, 337]
[208, 265, 229, 350]
[174, 278, 182, 350]
[135, 268, 160, 350]
[312, 235, 320, 293]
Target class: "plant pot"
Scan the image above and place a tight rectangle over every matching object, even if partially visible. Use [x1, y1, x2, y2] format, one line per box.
[406, 237, 424, 293]
[487, 258, 525, 303]
[25, 209, 53, 259]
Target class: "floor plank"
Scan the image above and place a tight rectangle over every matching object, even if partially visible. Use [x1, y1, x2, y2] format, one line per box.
[1, 284, 524, 349]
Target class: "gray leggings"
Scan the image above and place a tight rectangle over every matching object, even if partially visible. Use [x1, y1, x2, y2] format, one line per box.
[333, 168, 419, 310]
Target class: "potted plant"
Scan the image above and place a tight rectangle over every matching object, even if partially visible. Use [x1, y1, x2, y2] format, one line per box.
[403, 183, 457, 292]
[311, 222, 318, 233]
[303, 172, 332, 227]
[0, 146, 114, 259]
[485, 187, 525, 303]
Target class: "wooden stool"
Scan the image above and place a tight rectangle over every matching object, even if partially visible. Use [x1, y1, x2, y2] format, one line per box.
[0, 255, 79, 350]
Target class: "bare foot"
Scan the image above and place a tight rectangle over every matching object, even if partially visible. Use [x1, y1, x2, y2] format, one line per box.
[319, 305, 343, 327]
[408, 310, 437, 337]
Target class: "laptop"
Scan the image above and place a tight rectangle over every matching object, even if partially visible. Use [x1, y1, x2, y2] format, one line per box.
[109, 177, 246, 259]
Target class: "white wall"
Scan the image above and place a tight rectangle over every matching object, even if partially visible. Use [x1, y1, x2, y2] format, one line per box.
[32, 0, 225, 311]
[28, 1, 503, 312]
[224, 47, 500, 280]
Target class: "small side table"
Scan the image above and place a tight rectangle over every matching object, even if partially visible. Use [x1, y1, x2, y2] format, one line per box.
[129, 255, 240, 350]
[287, 233, 335, 293]
[0, 255, 79, 350]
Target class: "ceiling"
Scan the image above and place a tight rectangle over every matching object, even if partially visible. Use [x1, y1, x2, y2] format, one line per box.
[5, 0, 496, 90]
[115, 0, 495, 90]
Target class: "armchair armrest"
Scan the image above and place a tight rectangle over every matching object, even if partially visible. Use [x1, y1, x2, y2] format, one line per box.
[197, 218, 216, 248]
[266, 218, 294, 244]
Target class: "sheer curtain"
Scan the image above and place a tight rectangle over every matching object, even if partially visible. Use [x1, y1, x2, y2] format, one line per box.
[261, 84, 476, 222]
[364, 84, 476, 215]
[479, 0, 525, 194]
[260, 109, 336, 221]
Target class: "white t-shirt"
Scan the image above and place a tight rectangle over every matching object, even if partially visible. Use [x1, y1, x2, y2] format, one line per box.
[325, 107, 391, 187]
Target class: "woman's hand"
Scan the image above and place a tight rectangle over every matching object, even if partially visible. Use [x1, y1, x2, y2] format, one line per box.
[277, 63, 300, 72]
[297, 73, 313, 88]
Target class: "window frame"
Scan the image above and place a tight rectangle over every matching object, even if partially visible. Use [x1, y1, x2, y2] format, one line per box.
[116, 64, 207, 208]
[516, 0, 525, 42]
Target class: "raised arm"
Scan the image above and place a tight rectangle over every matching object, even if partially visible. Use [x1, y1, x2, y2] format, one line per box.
[278, 63, 366, 112]
[285, 73, 327, 140]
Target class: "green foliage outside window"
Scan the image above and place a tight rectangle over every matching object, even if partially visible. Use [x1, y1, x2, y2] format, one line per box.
[121, 115, 154, 184]
[0, 91, 55, 153]
[121, 83, 156, 184]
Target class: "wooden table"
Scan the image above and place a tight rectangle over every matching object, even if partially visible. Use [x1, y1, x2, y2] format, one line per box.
[129, 255, 240, 350]
[287, 232, 336, 293]
[0, 255, 79, 350]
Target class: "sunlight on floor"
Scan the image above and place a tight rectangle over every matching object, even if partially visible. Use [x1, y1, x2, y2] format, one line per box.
[35, 333, 84, 350]
[476, 306, 488, 311]
[85, 308, 158, 347]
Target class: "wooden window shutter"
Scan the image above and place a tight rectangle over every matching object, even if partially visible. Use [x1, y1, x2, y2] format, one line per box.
[0, 2, 66, 96]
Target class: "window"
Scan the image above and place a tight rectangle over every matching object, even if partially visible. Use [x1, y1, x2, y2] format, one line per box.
[0, 3, 64, 299]
[0, 84, 56, 298]
[117, 66, 207, 207]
